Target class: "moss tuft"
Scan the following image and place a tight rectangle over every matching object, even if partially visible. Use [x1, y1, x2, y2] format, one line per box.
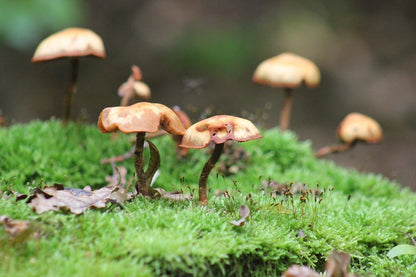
[0, 120, 415, 276]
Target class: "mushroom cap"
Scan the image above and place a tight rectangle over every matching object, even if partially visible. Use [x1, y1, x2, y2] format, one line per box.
[118, 65, 150, 100]
[32, 27, 106, 62]
[145, 106, 191, 139]
[252, 52, 320, 88]
[336, 112, 383, 144]
[180, 115, 262, 149]
[97, 102, 186, 135]
[133, 81, 151, 99]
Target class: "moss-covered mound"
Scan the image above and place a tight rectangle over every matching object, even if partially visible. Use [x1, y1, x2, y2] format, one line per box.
[1, 120, 415, 276]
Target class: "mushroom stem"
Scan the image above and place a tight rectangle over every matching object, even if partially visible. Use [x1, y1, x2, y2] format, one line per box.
[134, 132, 147, 195]
[198, 143, 224, 205]
[63, 57, 79, 126]
[120, 76, 134, 106]
[315, 142, 355, 158]
[279, 87, 293, 132]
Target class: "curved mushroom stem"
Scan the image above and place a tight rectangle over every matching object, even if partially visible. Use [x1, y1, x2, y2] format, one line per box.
[134, 132, 147, 195]
[120, 76, 134, 106]
[315, 141, 355, 158]
[63, 57, 79, 126]
[279, 87, 293, 132]
[145, 139, 161, 185]
[198, 143, 224, 205]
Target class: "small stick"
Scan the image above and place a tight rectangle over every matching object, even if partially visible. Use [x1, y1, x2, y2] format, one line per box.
[315, 143, 352, 158]
[100, 146, 135, 164]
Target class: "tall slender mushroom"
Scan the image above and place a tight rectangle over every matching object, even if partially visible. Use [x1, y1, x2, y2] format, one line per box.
[315, 112, 383, 157]
[97, 102, 186, 196]
[118, 65, 151, 106]
[32, 27, 106, 125]
[180, 115, 262, 205]
[253, 52, 320, 131]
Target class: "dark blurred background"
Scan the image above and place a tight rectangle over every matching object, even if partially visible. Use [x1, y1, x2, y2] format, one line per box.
[0, 0, 415, 189]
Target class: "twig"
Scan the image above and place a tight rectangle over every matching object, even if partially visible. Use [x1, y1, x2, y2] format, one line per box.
[100, 146, 135, 164]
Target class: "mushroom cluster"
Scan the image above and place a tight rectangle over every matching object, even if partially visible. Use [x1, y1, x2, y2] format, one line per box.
[98, 103, 262, 204]
[29, 28, 384, 207]
[97, 102, 186, 196]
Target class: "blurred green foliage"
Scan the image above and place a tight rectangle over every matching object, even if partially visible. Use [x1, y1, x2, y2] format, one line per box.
[168, 28, 258, 77]
[0, 0, 84, 50]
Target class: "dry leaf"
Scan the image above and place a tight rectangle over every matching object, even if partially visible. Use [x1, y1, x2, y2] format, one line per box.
[282, 251, 357, 277]
[0, 215, 34, 243]
[229, 205, 250, 226]
[28, 183, 122, 214]
[326, 251, 356, 277]
[281, 265, 320, 277]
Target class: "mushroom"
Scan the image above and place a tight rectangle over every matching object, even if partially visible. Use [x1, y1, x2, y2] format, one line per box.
[97, 102, 186, 196]
[315, 112, 383, 158]
[180, 115, 262, 205]
[118, 65, 151, 106]
[253, 52, 320, 131]
[32, 27, 106, 125]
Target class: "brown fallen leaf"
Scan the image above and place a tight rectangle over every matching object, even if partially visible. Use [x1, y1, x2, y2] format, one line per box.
[229, 205, 250, 226]
[326, 251, 357, 277]
[282, 250, 358, 277]
[0, 215, 34, 244]
[281, 265, 320, 277]
[28, 183, 123, 214]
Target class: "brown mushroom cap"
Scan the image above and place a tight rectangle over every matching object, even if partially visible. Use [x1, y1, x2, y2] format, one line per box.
[252, 52, 320, 88]
[336, 112, 383, 144]
[32, 27, 106, 62]
[132, 81, 151, 99]
[97, 102, 186, 135]
[118, 80, 151, 100]
[118, 65, 150, 101]
[180, 115, 262, 149]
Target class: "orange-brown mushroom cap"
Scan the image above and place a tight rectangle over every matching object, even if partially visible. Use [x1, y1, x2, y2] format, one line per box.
[180, 115, 262, 149]
[336, 112, 383, 144]
[32, 27, 106, 62]
[97, 102, 186, 135]
[252, 52, 320, 89]
[118, 80, 151, 100]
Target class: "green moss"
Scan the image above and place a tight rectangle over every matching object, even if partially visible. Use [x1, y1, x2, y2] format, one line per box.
[1, 120, 415, 276]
